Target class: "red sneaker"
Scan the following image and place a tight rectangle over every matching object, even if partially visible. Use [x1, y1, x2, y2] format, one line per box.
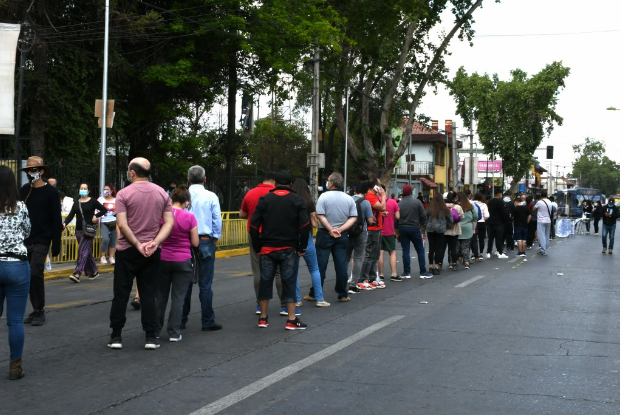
[258, 316, 268, 328]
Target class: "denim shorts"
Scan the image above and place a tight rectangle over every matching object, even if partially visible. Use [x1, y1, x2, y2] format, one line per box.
[513, 226, 528, 241]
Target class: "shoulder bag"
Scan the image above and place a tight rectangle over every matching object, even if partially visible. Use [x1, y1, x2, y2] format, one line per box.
[79, 202, 98, 238]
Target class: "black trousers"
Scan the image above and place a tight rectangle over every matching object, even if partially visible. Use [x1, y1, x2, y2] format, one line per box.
[476, 222, 487, 255]
[109, 247, 161, 336]
[445, 235, 459, 264]
[487, 224, 504, 255]
[527, 221, 537, 247]
[504, 222, 514, 251]
[427, 232, 446, 266]
[26, 244, 49, 311]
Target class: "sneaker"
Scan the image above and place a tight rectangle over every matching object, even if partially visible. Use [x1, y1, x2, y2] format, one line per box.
[100, 256, 107, 264]
[390, 275, 402, 282]
[432, 268, 440, 275]
[470, 256, 475, 261]
[378, 275, 385, 281]
[202, 323, 223, 331]
[400, 274, 412, 279]
[88, 272, 99, 281]
[368, 281, 378, 289]
[348, 286, 360, 294]
[478, 256, 483, 261]
[258, 316, 268, 328]
[145, 337, 160, 349]
[24, 312, 35, 324]
[527, 245, 533, 250]
[295, 301, 303, 307]
[519, 253, 526, 257]
[338, 296, 351, 302]
[107, 336, 122, 349]
[497, 253, 508, 259]
[356, 282, 371, 291]
[131, 297, 141, 310]
[31, 310, 45, 326]
[464, 264, 470, 269]
[280, 306, 302, 316]
[109, 257, 115, 264]
[374, 279, 386, 288]
[316, 300, 331, 307]
[285, 317, 307, 330]
[451, 264, 458, 271]
[485, 253, 491, 259]
[69, 274, 80, 283]
[603, 248, 607, 254]
[419, 272, 433, 279]
[303, 295, 316, 301]
[169, 335, 182, 342]
[255, 305, 261, 315]
[609, 249, 613, 254]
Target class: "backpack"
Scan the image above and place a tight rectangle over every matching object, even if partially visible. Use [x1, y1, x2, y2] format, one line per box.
[349, 198, 365, 238]
[450, 206, 461, 223]
[473, 201, 482, 221]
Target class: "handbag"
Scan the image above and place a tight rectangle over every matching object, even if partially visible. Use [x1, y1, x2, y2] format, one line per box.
[79, 202, 97, 238]
[190, 246, 202, 284]
[104, 220, 117, 230]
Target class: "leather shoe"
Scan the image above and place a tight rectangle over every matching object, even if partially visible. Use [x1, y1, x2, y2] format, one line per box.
[202, 323, 223, 331]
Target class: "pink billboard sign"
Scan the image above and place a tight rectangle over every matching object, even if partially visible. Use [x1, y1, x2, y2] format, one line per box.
[478, 160, 502, 171]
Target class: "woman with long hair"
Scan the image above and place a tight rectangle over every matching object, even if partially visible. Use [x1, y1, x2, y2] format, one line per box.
[63, 183, 107, 283]
[0, 166, 31, 379]
[291, 178, 329, 307]
[98, 184, 117, 264]
[456, 192, 479, 269]
[444, 191, 463, 271]
[473, 193, 490, 261]
[425, 193, 451, 275]
[155, 186, 199, 342]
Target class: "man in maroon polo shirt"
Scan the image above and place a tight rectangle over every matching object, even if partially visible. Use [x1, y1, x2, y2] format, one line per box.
[239, 172, 283, 314]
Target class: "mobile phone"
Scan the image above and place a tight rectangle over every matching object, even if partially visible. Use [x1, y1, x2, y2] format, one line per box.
[374, 185, 381, 193]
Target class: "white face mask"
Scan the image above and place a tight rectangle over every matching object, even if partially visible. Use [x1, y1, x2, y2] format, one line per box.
[326, 181, 329, 189]
[27, 172, 41, 183]
[103, 190, 111, 197]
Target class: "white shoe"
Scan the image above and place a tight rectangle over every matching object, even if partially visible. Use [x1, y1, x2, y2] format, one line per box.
[316, 301, 331, 307]
[485, 253, 491, 259]
[497, 253, 508, 259]
[295, 301, 303, 307]
[110, 257, 115, 264]
[169, 335, 182, 342]
[100, 256, 108, 264]
[374, 279, 386, 289]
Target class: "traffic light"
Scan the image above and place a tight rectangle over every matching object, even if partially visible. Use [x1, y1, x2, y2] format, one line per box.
[546, 145, 554, 159]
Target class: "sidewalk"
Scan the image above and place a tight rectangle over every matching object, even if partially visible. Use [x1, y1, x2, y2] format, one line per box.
[43, 246, 249, 280]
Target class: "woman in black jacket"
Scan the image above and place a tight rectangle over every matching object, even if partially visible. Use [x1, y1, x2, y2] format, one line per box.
[592, 201, 603, 235]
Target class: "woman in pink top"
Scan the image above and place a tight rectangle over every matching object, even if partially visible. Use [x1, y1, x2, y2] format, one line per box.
[155, 186, 199, 342]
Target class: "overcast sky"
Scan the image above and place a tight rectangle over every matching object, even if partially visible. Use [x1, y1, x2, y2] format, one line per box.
[420, 0, 623, 177]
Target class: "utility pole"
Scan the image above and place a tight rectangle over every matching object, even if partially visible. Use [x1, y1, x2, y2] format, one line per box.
[99, 0, 110, 196]
[310, 50, 320, 203]
[343, 84, 350, 192]
[451, 121, 457, 191]
[469, 116, 475, 194]
[14, 23, 34, 187]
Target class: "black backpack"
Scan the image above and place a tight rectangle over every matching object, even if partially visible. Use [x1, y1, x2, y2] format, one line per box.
[349, 198, 365, 238]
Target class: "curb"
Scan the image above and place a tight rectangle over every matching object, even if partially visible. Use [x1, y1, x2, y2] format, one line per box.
[43, 247, 250, 281]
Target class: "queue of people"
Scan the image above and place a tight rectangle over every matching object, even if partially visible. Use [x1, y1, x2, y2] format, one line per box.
[1, 156, 620, 381]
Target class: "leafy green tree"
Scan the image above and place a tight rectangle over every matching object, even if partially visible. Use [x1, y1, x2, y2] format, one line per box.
[448, 62, 570, 192]
[572, 138, 620, 196]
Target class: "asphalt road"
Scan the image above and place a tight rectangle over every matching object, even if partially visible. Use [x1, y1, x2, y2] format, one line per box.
[0, 233, 619, 415]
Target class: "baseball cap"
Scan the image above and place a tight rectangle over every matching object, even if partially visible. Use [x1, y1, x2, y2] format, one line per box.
[402, 185, 413, 196]
[275, 170, 293, 185]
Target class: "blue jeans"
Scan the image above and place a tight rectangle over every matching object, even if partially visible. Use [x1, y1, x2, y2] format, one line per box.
[603, 223, 616, 249]
[399, 226, 426, 275]
[315, 229, 349, 299]
[0, 260, 31, 360]
[182, 239, 216, 327]
[259, 249, 297, 303]
[296, 232, 324, 302]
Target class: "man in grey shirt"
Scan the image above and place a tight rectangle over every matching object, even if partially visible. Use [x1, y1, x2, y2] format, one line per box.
[315, 172, 357, 302]
[533, 190, 552, 256]
[398, 185, 432, 278]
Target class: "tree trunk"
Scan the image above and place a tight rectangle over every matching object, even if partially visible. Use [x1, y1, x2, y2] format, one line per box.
[30, 0, 48, 158]
[225, 52, 237, 211]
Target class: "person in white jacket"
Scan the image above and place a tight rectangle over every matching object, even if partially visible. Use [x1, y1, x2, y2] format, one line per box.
[472, 192, 490, 261]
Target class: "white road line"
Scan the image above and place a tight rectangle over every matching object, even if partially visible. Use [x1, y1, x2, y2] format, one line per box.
[507, 257, 521, 264]
[190, 315, 405, 415]
[454, 275, 484, 288]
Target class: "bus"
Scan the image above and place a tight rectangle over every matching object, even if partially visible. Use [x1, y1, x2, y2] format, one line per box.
[556, 188, 605, 217]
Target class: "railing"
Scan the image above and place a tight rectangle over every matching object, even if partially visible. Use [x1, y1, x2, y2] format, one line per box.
[393, 161, 434, 176]
[51, 212, 249, 264]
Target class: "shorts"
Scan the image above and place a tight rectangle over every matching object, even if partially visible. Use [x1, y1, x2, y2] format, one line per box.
[513, 226, 528, 241]
[381, 235, 396, 251]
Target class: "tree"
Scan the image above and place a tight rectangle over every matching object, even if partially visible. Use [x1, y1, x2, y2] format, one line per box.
[572, 137, 620, 196]
[448, 62, 570, 192]
[313, 0, 486, 183]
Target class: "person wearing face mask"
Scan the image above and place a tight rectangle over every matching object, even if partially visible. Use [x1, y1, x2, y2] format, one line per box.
[97, 184, 118, 264]
[63, 183, 107, 283]
[18, 157, 62, 327]
[601, 198, 619, 254]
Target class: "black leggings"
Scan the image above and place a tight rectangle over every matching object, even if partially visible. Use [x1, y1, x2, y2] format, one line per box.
[445, 235, 458, 264]
[427, 232, 446, 266]
[476, 222, 487, 255]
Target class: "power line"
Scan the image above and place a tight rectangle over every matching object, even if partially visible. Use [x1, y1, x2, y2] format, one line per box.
[475, 29, 619, 38]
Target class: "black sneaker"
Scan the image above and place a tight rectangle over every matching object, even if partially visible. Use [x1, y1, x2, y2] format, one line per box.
[202, 323, 223, 331]
[31, 310, 45, 326]
[145, 337, 160, 349]
[285, 318, 307, 330]
[348, 286, 360, 294]
[432, 268, 440, 275]
[390, 275, 402, 282]
[24, 311, 35, 324]
[378, 275, 385, 280]
[107, 336, 122, 349]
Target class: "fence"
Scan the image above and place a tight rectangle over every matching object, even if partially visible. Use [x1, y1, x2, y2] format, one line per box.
[51, 212, 249, 264]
